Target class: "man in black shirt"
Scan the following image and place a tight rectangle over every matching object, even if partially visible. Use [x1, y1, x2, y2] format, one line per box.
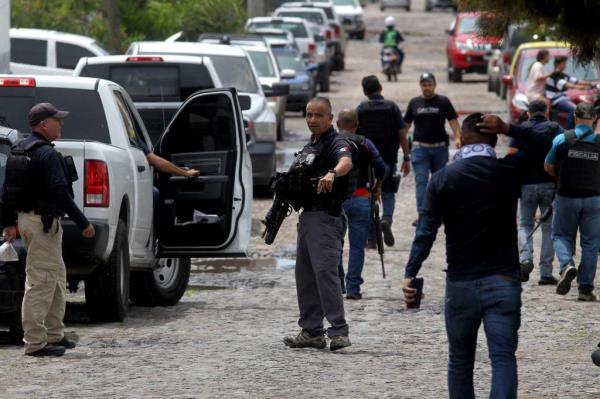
[403, 73, 460, 226]
[402, 112, 555, 399]
[507, 99, 562, 285]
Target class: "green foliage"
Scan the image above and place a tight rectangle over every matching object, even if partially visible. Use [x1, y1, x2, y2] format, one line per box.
[11, 0, 247, 52]
[459, 0, 600, 63]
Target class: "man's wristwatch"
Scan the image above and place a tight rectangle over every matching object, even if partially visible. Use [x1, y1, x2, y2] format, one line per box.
[328, 169, 337, 177]
[403, 156, 411, 162]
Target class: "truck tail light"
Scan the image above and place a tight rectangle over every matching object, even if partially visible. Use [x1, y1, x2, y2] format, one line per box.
[85, 160, 109, 207]
[325, 30, 332, 40]
[308, 43, 316, 53]
[503, 52, 510, 66]
[126, 56, 163, 62]
[0, 77, 36, 87]
[334, 25, 341, 38]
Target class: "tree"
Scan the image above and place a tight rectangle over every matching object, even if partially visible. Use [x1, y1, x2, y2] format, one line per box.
[459, 0, 600, 63]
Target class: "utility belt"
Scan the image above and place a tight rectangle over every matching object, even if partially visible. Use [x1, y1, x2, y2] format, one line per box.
[412, 140, 448, 148]
[302, 201, 343, 216]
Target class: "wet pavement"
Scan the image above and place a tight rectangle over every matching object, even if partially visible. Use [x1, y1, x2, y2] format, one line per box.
[1, 0, 599, 398]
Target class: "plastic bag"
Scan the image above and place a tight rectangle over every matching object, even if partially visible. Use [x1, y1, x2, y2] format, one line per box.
[0, 241, 19, 262]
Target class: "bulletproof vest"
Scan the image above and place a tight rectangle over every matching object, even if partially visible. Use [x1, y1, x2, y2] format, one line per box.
[4, 139, 50, 211]
[557, 130, 600, 197]
[357, 99, 398, 161]
[383, 29, 397, 47]
[345, 133, 371, 193]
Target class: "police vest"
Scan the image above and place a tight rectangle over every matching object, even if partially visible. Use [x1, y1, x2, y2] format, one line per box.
[357, 99, 398, 162]
[557, 130, 600, 197]
[345, 133, 371, 194]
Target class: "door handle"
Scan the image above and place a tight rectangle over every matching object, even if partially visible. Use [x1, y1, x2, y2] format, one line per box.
[137, 165, 146, 172]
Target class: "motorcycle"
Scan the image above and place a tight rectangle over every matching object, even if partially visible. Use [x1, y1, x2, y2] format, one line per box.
[381, 47, 399, 82]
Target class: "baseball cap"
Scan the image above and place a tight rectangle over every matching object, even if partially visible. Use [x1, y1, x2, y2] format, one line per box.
[28, 102, 69, 127]
[575, 102, 595, 120]
[419, 72, 436, 83]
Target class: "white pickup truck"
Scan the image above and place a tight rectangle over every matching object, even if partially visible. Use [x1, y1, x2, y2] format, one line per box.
[0, 75, 253, 322]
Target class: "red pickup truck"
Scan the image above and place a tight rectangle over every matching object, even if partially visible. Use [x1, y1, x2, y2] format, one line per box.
[445, 12, 501, 82]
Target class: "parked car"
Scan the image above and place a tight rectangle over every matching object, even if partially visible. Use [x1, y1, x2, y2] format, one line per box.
[501, 42, 600, 125]
[380, 0, 411, 12]
[279, 2, 347, 70]
[425, 0, 457, 12]
[445, 12, 501, 82]
[272, 46, 316, 113]
[246, 16, 331, 92]
[127, 41, 279, 187]
[330, 0, 365, 40]
[248, 28, 299, 51]
[10, 28, 109, 75]
[0, 75, 252, 321]
[486, 49, 502, 94]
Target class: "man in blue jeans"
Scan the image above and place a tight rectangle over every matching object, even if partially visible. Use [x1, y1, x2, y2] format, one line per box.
[403, 73, 461, 226]
[403, 113, 557, 398]
[337, 109, 388, 299]
[507, 99, 562, 285]
[544, 102, 600, 301]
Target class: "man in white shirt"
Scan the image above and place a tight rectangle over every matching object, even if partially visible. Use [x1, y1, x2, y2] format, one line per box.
[525, 49, 553, 108]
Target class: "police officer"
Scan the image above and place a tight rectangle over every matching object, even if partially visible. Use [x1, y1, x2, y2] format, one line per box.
[544, 102, 600, 301]
[507, 99, 562, 285]
[2, 103, 95, 357]
[283, 97, 353, 351]
[356, 75, 410, 247]
[403, 72, 460, 226]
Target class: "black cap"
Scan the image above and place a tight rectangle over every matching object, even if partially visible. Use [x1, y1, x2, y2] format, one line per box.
[419, 72, 436, 83]
[575, 102, 595, 120]
[361, 75, 382, 95]
[28, 103, 69, 127]
[527, 99, 547, 115]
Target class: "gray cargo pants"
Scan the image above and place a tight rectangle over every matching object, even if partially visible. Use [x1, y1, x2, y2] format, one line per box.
[295, 210, 349, 337]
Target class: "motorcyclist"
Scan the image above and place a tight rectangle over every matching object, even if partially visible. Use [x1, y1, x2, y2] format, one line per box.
[379, 16, 405, 73]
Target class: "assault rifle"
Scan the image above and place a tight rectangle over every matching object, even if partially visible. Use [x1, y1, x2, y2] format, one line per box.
[527, 205, 553, 240]
[368, 166, 386, 279]
[262, 172, 300, 245]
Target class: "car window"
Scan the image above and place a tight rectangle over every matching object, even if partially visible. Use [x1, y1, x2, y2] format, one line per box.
[56, 42, 96, 69]
[10, 38, 47, 66]
[277, 11, 324, 25]
[0, 87, 110, 143]
[113, 90, 148, 151]
[275, 52, 306, 71]
[458, 16, 479, 35]
[249, 22, 308, 38]
[321, 7, 334, 20]
[208, 55, 259, 93]
[518, 52, 599, 82]
[248, 51, 277, 78]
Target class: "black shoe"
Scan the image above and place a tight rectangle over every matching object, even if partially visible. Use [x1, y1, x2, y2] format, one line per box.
[381, 220, 395, 247]
[593, 343, 600, 367]
[538, 276, 558, 286]
[519, 260, 534, 282]
[556, 266, 577, 295]
[329, 335, 351, 351]
[25, 344, 66, 357]
[51, 337, 76, 349]
[346, 292, 362, 300]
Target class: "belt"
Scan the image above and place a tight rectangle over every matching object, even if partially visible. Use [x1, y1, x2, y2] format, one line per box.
[413, 141, 448, 148]
[302, 203, 342, 216]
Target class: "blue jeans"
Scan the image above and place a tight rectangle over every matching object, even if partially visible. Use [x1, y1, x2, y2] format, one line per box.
[517, 183, 555, 277]
[552, 194, 600, 291]
[342, 196, 371, 294]
[411, 146, 449, 214]
[381, 162, 397, 225]
[554, 99, 576, 129]
[445, 274, 521, 399]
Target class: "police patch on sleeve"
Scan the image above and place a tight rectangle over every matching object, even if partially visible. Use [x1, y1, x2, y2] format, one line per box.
[337, 146, 351, 156]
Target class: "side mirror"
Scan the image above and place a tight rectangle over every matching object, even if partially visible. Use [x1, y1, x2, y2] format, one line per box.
[263, 82, 290, 97]
[280, 68, 296, 79]
[501, 75, 513, 87]
[238, 94, 252, 111]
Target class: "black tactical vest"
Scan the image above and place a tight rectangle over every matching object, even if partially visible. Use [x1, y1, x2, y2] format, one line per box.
[557, 130, 600, 197]
[345, 133, 371, 194]
[356, 99, 398, 162]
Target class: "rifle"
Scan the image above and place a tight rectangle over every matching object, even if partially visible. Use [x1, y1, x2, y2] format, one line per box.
[262, 172, 295, 245]
[368, 166, 386, 279]
[527, 204, 553, 241]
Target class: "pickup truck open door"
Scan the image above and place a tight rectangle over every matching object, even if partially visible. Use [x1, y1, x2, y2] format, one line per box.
[154, 88, 252, 257]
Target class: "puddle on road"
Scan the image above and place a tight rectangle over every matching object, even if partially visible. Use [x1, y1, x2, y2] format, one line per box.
[191, 258, 295, 274]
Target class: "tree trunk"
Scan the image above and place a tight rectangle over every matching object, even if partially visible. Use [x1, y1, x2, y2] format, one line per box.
[105, 0, 122, 53]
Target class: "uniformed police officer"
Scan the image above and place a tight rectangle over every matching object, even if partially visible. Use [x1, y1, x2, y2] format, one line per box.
[544, 102, 600, 301]
[356, 75, 410, 247]
[283, 97, 353, 351]
[2, 103, 95, 357]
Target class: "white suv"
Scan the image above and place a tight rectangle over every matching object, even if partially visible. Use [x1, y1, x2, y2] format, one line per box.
[10, 28, 109, 75]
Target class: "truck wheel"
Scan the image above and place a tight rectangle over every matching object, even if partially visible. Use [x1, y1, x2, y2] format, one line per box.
[130, 257, 191, 307]
[320, 67, 331, 92]
[85, 220, 130, 322]
[451, 66, 463, 83]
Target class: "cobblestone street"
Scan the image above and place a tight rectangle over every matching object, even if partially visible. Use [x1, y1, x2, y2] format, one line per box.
[0, 1, 599, 398]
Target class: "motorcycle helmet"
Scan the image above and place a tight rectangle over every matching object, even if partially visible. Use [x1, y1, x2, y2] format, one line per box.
[385, 16, 395, 27]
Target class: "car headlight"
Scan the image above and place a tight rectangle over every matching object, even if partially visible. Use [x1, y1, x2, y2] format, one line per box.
[253, 121, 277, 142]
[456, 40, 474, 51]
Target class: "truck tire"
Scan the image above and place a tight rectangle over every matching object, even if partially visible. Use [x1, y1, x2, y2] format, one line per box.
[85, 220, 130, 322]
[451, 66, 463, 83]
[130, 257, 191, 307]
[320, 66, 331, 92]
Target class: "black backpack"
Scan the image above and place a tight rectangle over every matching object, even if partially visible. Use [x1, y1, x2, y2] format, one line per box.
[3, 139, 50, 208]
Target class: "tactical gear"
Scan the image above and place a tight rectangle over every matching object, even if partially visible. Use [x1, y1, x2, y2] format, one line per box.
[345, 133, 371, 195]
[4, 139, 50, 211]
[356, 99, 399, 162]
[557, 130, 600, 197]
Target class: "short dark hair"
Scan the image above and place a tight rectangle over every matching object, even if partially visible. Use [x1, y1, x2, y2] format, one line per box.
[307, 96, 332, 114]
[361, 75, 382, 96]
[536, 49, 549, 62]
[461, 112, 497, 147]
[528, 99, 547, 115]
[554, 55, 567, 66]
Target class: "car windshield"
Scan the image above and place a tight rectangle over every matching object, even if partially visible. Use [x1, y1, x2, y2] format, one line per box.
[277, 11, 324, 25]
[248, 51, 277, 78]
[333, 0, 357, 5]
[249, 22, 308, 38]
[275, 52, 306, 71]
[458, 16, 479, 34]
[0, 87, 110, 143]
[519, 51, 599, 83]
[208, 55, 259, 93]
